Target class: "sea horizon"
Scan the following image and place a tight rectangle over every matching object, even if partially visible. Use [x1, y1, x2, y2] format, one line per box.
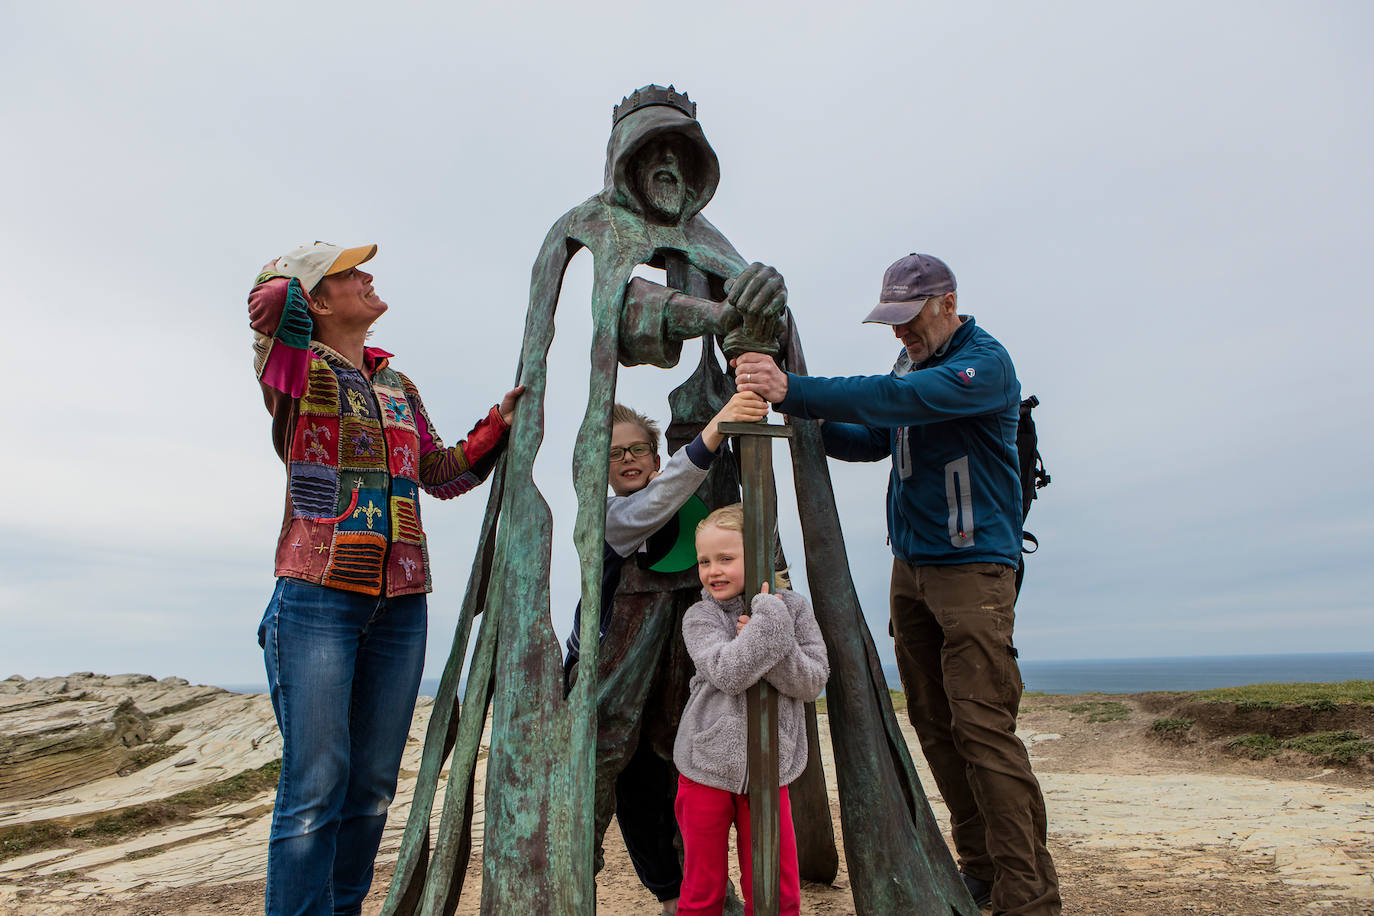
[218, 650, 1374, 698]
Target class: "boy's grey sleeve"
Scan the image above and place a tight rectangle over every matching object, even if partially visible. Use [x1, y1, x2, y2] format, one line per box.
[763, 591, 831, 701]
[604, 443, 711, 557]
[683, 596, 795, 697]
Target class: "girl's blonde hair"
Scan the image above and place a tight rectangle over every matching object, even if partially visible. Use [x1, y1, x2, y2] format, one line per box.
[697, 503, 743, 534]
[696, 503, 791, 589]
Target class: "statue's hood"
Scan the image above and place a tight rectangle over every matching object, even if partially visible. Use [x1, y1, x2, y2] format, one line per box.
[602, 104, 720, 223]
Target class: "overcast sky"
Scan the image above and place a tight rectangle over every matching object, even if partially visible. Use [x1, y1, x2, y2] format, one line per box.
[4, 2, 1371, 689]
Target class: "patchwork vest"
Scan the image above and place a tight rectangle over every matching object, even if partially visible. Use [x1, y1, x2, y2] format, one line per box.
[274, 350, 434, 596]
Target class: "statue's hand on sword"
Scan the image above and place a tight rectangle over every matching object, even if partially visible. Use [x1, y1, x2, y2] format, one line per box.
[724, 262, 787, 357]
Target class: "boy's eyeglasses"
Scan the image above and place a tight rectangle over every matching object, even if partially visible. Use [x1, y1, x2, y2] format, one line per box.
[610, 442, 654, 461]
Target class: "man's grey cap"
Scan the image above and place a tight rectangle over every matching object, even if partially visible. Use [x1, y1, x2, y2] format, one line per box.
[863, 253, 957, 325]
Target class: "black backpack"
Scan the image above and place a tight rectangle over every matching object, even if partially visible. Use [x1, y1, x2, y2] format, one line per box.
[1014, 395, 1051, 597]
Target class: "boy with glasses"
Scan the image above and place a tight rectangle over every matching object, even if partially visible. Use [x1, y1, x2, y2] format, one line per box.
[564, 390, 767, 915]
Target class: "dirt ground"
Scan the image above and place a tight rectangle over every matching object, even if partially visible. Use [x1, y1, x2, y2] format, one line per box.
[4, 693, 1372, 915]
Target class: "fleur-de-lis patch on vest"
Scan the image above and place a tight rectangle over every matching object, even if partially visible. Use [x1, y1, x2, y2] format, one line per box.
[353, 499, 384, 530]
[302, 423, 332, 463]
[392, 444, 416, 477]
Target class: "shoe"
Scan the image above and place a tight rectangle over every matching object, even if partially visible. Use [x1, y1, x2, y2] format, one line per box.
[961, 871, 992, 909]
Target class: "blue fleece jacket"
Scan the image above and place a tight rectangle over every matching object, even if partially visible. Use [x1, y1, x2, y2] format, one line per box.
[777, 316, 1022, 568]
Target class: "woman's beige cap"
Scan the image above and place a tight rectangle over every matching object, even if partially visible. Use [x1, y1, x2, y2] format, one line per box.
[277, 242, 377, 290]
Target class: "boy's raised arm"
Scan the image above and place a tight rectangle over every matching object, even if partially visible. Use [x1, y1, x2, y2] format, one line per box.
[700, 391, 768, 451]
[603, 392, 766, 557]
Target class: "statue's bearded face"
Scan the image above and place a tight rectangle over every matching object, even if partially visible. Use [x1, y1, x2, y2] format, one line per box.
[633, 136, 692, 222]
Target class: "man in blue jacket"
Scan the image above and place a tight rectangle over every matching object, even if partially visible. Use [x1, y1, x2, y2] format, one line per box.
[734, 253, 1060, 916]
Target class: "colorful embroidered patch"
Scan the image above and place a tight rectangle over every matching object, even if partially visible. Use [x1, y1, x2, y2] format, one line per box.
[343, 470, 387, 494]
[384, 426, 421, 479]
[289, 464, 340, 518]
[278, 518, 331, 578]
[337, 373, 375, 420]
[386, 394, 413, 425]
[323, 531, 386, 594]
[390, 476, 418, 504]
[953, 366, 976, 386]
[373, 382, 416, 431]
[390, 495, 423, 544]
[339, 417, 387, 470]
[335, 487, 389, 537]
[301, 359, 341, 417]
[292, 416, 340, 466]
[352, 498, 386, 531]
[388, 542, 425, 588]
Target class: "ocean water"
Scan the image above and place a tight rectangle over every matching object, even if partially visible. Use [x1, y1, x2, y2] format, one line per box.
[223, 652, 1374, 699]
[1012, 651, 1374, 695]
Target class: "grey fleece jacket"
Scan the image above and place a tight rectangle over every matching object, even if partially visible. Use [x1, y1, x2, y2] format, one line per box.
[673, 588, 830, 794]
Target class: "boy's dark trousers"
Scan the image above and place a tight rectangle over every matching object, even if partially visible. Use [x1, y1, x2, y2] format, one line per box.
[614, 740, 683, 901]
[566, 561, 700, 902]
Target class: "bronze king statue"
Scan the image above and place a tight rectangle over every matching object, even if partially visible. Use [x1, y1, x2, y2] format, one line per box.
[382, 85, 979, 916]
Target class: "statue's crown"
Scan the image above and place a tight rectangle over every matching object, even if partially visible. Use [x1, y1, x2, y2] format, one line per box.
[613, 84, 697, 125]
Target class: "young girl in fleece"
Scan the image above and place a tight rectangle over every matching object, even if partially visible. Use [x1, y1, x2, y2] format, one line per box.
[672, 504, 830, 916]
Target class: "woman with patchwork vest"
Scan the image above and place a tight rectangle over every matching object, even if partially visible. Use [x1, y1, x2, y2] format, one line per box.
[673, 504, 829, 916]
[247, 241, 522, 916]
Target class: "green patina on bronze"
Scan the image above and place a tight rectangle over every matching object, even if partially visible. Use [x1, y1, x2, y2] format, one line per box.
[385, 85, 976, 915]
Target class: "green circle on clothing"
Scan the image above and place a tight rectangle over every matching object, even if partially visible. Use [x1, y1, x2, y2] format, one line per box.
[649, 495, 709, 573]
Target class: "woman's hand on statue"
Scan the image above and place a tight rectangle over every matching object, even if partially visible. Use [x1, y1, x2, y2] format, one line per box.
[498, 385, 526, 425]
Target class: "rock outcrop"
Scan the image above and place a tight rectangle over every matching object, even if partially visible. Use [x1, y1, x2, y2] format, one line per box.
[0, 674, 279, 827]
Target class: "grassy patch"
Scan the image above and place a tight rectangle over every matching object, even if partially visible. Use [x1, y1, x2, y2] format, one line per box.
[1192, 680, 1374, 707]
[1281, 731, 1374, 764]
[1226, 731, 1374, 764]
[70, 804, 180, 840]
[164, 759, 280, 810]
[0, 759, 281, 864]
[817, 690, 1125, 720]
[117, 744, 183, 777]
[1228, 734, 1281, 759]
[0, 821, 67, 861]
[1151, 717, 1194, 733]
[1052, 700, 1130, 723]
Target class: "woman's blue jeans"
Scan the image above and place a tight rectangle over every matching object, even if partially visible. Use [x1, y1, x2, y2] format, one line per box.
[258, 577, 427, 916]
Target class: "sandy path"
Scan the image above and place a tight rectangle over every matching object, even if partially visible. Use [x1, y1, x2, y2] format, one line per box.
[1, 693, 1371, 915]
